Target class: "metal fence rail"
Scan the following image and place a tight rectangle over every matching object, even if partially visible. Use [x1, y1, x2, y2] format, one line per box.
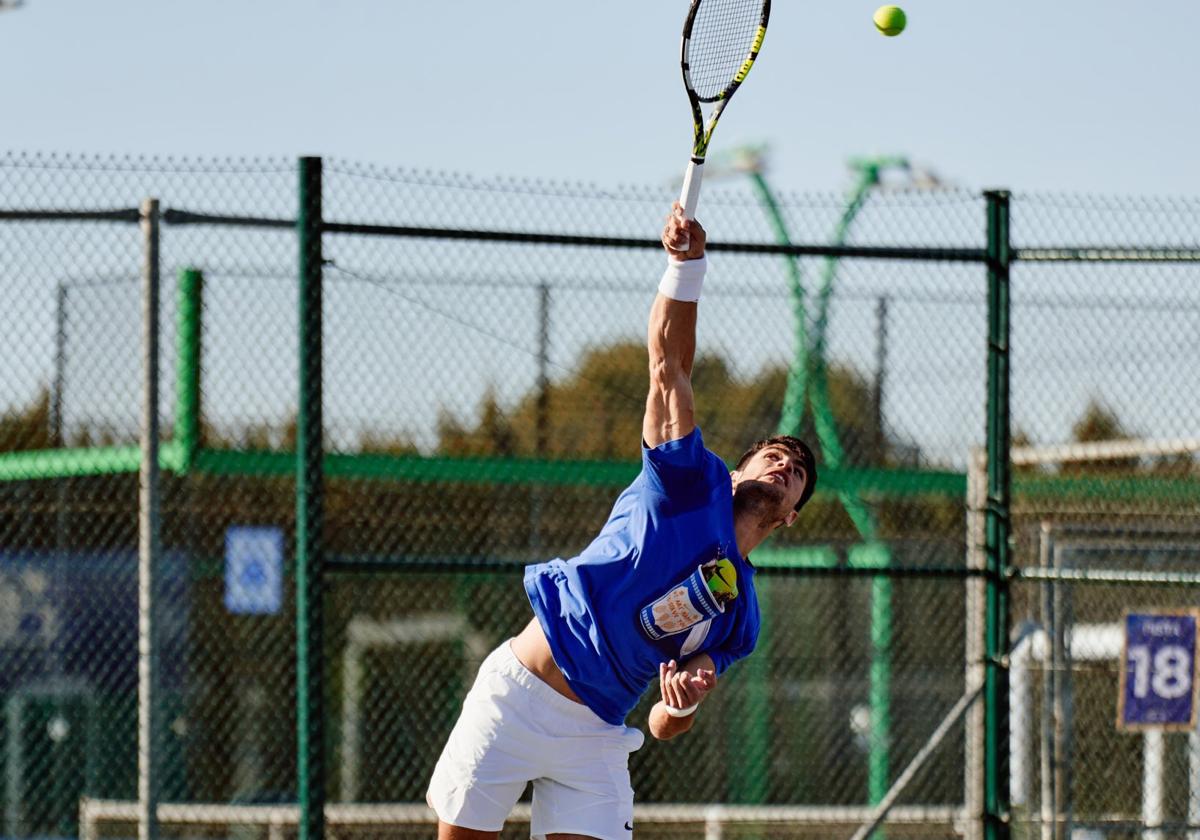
[79, 799, 969, 840]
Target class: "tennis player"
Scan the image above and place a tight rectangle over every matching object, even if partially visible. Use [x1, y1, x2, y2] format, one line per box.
[426, 205, 817, 839]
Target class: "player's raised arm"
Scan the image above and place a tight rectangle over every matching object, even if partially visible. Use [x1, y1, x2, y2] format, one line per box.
[643, 206, 707, 449]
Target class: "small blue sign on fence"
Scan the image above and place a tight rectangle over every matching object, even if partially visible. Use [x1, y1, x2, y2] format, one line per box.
[225, 526, 284, 615]
[1118, 611, 1199, 731]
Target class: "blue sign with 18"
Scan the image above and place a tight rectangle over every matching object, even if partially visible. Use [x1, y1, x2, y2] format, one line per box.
[1119, 611, 1199, 730]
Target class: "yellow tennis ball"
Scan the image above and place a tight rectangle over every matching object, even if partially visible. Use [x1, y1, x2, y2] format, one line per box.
[705, 558, 738, 601]
[873, 5, 906, 36]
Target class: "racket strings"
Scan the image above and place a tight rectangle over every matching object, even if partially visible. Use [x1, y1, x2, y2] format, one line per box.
[686, 0, 765, 101]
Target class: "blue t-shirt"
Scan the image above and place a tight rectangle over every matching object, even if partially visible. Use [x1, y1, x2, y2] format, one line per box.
[523, 427, 760, 725]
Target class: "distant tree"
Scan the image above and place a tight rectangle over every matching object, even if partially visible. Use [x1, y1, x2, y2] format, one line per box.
[1012, 428, 1033, 450]
[0, 386, 52, 452]
[1067, 399, 1137, 474]
[1011, 427, 1038, 475]
[201, 414, 300, 451]
[438, 388, 516, 457]
[436, 342, 888, 470]
[1066, 399, 1195, 478]
[357, 427, 420, 456]
[70, 423, 120, 448]
[1072, 399, 1130, 443]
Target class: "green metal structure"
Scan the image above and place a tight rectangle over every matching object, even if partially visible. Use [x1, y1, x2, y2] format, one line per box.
[743, 152, 910, 815]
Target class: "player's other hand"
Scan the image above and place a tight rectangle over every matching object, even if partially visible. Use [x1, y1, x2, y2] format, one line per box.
[662, 203, 706, 262]
[659, 659, 717, 711]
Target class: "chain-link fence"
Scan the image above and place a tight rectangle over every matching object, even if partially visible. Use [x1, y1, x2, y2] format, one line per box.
[0, 152, 1198, 839]
[996, 193, 1200, 840]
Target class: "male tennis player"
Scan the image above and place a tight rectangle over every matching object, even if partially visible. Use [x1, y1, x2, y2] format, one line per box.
[427, 205, 817, 840]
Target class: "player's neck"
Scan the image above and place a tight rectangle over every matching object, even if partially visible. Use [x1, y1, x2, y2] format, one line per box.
[733, 512, 778, 558]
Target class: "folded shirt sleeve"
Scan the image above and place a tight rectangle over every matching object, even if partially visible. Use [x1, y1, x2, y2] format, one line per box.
[641, 427, 722, 510]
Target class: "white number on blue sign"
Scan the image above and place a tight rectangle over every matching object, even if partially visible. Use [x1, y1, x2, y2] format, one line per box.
[1128, 644, 1192, 700]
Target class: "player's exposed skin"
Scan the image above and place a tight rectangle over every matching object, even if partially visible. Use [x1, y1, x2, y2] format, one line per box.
[439, 209, 811, 840]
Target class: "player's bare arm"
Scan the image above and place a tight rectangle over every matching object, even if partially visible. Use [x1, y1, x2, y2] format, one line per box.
[648, 653, 718, 740]
[643, 206, 707, 449]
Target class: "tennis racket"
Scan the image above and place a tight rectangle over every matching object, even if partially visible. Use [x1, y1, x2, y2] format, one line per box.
[678, 0, 771, 231]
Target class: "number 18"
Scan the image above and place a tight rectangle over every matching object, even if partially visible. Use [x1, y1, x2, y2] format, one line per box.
[1128, 644, 1192, 700]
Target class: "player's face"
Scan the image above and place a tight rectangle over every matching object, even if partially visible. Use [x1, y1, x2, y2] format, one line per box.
[731, 445, 807, 524]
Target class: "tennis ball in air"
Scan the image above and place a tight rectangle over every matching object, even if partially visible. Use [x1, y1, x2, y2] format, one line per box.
[705, 558, 738, 601]
[873, 5, 907, 36]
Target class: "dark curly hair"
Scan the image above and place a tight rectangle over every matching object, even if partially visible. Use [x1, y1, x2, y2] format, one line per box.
[734, 435, 819, 512]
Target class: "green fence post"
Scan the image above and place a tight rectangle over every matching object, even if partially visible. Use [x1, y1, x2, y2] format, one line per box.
[849, 542, 893, 810]
[297, 156, 325, 840]
[174, 268, 202, 473]
[984, 190, 1012, 840]
[729, 574, 770, 804]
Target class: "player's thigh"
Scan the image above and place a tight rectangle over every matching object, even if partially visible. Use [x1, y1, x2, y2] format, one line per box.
[426, 697, 532, 829]
[437, 821, 501, 840]
[531, 774, 633, 840]
[426, 644, 543, 831]
[530, 727, 642, 840]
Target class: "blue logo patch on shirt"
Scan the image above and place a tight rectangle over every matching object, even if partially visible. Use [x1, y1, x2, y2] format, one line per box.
[638, 552, 737, 641]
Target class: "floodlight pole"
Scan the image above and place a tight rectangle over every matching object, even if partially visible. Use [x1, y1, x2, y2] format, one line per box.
[137, 198, 163, 840]
[530, 281, 550, 556]
[873, 295, 889, 462]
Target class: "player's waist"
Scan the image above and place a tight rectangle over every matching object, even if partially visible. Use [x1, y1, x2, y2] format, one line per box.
[511, 616, 586, 705]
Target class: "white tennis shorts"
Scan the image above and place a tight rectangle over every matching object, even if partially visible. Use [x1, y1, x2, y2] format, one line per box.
[426, 640, 645, 839]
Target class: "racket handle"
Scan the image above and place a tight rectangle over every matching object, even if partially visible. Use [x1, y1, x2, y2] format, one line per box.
[679, 160, 705, 221]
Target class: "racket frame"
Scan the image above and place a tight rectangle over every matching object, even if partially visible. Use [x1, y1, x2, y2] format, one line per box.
[678, 0, 771, 220]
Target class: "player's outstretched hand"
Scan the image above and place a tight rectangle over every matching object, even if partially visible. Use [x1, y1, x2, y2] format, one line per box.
[659, 659, 717, 711]
[662, 203, 707, 262]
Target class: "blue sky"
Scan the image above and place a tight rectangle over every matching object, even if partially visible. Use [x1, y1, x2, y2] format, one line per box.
[2, 0, 1198, 196]
[2, 1, 1197, 465]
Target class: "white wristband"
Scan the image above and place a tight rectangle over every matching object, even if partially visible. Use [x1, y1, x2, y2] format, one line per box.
[658, 255, 707, 302]
[663, 702, 699, 718]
